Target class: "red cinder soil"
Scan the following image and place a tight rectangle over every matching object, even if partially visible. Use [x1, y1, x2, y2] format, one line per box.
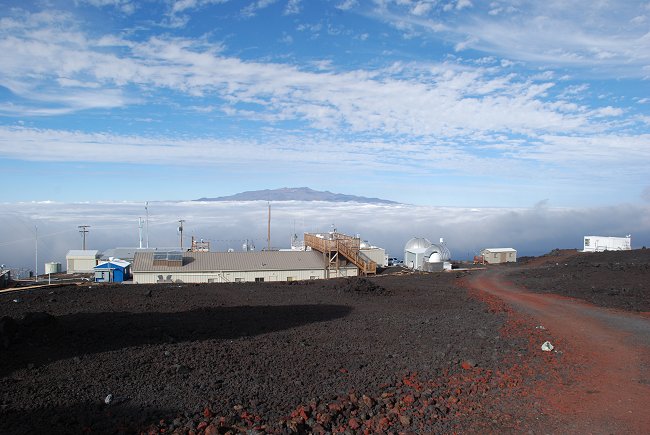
[467, 252, 650, 433]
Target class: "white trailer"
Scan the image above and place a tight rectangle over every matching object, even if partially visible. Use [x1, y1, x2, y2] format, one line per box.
[583, 235, 631, 252]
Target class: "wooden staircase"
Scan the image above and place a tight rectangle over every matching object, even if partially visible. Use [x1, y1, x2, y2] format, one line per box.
[304, 232, 377, 276]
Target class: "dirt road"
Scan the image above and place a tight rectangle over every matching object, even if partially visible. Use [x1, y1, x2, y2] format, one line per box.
[468, 270, 650, 434]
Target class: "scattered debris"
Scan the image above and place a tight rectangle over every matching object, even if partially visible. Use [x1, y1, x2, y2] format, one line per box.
[541, 341, 554, 352]
[104, 394, 113, 405]
[535, 325, 546, 330]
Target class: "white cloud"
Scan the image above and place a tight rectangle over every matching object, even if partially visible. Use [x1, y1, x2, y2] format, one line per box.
[372, 0, 650, 78]
[0, 8, 647, 197]
[411, 2, 433, 16]
[241, 0, 278, 17]
[76, 0, 136, 14]
[336, 0, 358, 11]
[284, 0, 301, 15]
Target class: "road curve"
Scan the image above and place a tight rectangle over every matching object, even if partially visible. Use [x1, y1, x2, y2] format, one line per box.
[468, 269, 650, 434]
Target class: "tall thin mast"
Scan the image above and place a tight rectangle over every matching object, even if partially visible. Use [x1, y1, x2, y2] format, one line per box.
[145, 202, 149, 248]
[138, 217, 143, 249]
[34, 225, 38, 283]
[267, 202, 271, 250]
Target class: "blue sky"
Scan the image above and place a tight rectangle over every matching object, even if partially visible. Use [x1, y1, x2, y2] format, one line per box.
[0, 0, 649, 207]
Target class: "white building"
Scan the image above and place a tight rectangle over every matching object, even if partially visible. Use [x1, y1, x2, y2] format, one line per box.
[65, 250, 100, 273]
[404, 237, 451, 271]
[360, 240, 388, 267]
[583, 235, 631, 252]
[480, 248, 517, 264]
[132, 250, 358, 284]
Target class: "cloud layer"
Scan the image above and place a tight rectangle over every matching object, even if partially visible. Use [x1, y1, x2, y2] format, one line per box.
[2, 201, 649, 273]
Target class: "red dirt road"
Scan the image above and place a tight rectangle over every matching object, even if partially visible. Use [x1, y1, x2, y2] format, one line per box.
[468, 270, 650, 434]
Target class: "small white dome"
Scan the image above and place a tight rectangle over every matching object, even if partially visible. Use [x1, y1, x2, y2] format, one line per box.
[360, 240, 371, 249]
[424, 243, 451, 262]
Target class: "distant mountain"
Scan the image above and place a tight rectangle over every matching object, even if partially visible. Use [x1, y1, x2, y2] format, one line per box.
[196, 187, 399, 204]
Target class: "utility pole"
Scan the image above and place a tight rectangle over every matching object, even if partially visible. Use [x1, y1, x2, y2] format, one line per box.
[78, 225, 90, 250]
[178, 219, 185, 250]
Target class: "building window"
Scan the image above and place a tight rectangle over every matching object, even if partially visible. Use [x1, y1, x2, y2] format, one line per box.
[234, 278, 243, 283]
[255, 277, 264, 282]
[494, 253, 498, 258]
[309, 276, 317, 280]
[585, 238, 590, 246]
[208, 278, 215, 283]
[287, 277, 294, 282]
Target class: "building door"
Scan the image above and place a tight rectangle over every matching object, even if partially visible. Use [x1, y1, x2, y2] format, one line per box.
[500, 252, 507, 263]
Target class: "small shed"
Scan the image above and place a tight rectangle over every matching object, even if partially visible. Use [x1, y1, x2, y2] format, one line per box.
[480, 248, 517, 264]
[66, 250, 100, 273]
[94, 259, 131, 283]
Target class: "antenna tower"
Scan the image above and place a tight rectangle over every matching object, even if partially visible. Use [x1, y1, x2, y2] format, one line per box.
[145, 202, 149, 248]
[138, 217, 143, 249]
[267, 202, 271, 250]
[34, 225, 38, 282]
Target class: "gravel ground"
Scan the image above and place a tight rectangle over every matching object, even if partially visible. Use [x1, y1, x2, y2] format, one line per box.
[1, 272, 545, 434]
[2, 250, 647, 434]
[509, 249, 650, 312]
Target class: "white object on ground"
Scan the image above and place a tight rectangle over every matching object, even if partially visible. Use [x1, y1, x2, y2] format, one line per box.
[541, 341, 554, 352]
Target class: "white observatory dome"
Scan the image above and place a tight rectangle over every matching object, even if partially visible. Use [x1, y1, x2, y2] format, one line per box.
[360, 240, 371, 249]
[404, 237, 432, 251]
[424, 243, 451, 262]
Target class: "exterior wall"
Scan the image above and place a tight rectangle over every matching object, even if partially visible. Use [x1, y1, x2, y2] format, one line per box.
[132, 267, 356, 284]
[583, 236, 631, 252]
[481, 250, 517, 264]
[360, 248, 387, 267]
[404, 250, 426, 270]
[67, 257, 99, 273]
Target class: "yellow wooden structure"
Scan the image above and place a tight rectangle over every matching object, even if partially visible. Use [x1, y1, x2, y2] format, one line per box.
[304, 232, 377, 276]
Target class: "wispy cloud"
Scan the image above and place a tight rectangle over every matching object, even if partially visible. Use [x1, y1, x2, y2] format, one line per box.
[75, 0, 136, 14]
[369, 1, 650, 78]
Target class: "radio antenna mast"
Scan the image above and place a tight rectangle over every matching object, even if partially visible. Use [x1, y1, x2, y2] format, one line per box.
[138, 217, 143, 249]
[34, 225, 38, 283]
[145, 202, 149, 248]
[267, 202, 271, 250]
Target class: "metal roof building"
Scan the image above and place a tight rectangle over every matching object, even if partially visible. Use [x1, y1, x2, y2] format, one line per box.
[94, 259, 131, 283]
[132, 250, 357, 284]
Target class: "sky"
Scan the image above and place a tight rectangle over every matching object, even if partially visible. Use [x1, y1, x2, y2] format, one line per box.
[1, 1, 650, 270]
[0, 0, 648, 207]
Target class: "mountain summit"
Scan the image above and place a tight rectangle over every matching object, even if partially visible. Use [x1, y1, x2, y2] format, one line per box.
[196, 187, 398, 204]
